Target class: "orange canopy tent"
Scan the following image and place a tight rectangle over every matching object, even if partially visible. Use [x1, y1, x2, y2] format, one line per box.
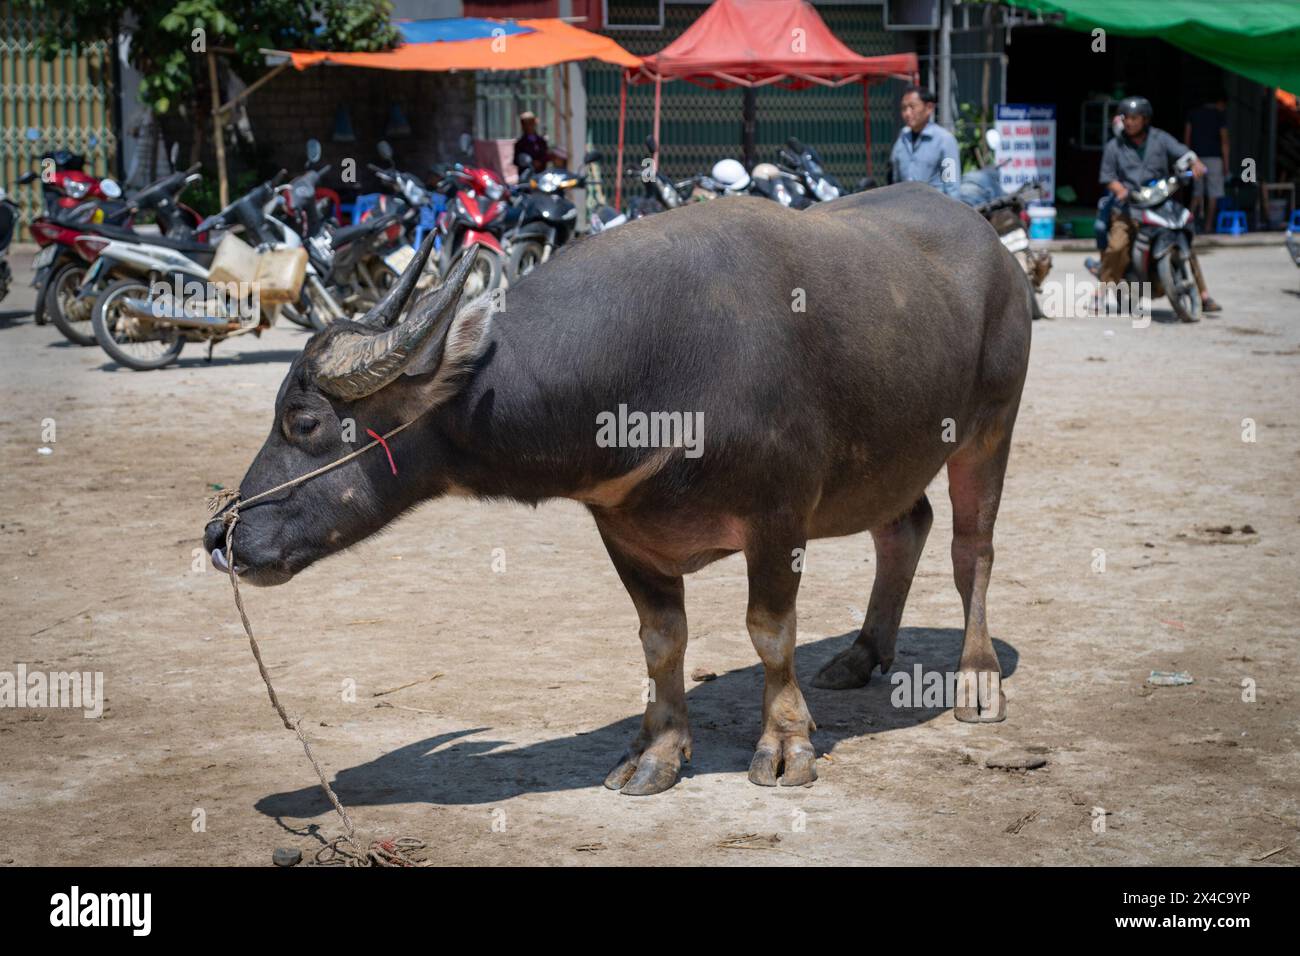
[288, 18, 641, 72]
[615, 0, 918, 206]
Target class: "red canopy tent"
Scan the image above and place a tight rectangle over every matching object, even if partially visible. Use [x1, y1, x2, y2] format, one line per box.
[615, 0, 918, 207]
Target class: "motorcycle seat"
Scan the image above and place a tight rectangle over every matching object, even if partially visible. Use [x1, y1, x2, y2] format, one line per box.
[127, 173, 184, 210]
[85, 221, 213, 255]
[331, 213, 397, 247]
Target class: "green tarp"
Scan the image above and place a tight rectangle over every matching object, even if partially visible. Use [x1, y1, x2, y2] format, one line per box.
[1006, 0, 1300, 91]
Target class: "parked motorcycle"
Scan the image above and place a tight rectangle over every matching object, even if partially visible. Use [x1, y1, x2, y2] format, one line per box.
[432, 158, 510, 296]
[0, 185, 17, 303]
[780, 138, 845, 203]
[368, 139, 439, 250]
[959, 130, 1053, 306]
[749, 161, 812, 208]
[18, 149, 127, 220]
[503, 150, 601, 283]
[626, 136, 701, 219]
[87, 170, 344, 369]
[284, 140, 412, 316]
[1085, 151, 1202, 323]
[28, 164, 204, 344]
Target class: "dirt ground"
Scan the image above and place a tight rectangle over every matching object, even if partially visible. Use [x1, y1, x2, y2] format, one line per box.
[1, 243, 1297, 867]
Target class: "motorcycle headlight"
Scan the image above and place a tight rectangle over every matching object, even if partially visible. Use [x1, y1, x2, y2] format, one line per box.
[485, 180, 504, 201]
[64, 179, 89, 199]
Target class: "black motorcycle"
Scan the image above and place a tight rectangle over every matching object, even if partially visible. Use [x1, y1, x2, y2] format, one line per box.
[504, 150, 601, 283]
[626, 136, 701, 219]
[1087, 155, 1201, 323]
[0, 184, 17, 303]
[779, 138, 845, 203]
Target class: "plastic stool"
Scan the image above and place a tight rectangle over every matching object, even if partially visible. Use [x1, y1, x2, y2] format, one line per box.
[1216, 210, 1247, 235]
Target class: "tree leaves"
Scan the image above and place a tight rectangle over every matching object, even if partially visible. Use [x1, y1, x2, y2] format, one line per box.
[16, 0, 400, 116]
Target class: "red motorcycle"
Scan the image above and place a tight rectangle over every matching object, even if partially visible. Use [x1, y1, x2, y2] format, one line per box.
[18, 150, 127, 219]
[26, 162, 202, 344]
[433, 162, 510, 297]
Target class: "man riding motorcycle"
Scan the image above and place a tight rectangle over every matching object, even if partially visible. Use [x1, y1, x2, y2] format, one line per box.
[1098, 96, 1220, 316]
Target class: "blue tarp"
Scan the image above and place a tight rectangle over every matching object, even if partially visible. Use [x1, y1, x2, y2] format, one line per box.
[395, 18, 534, 45]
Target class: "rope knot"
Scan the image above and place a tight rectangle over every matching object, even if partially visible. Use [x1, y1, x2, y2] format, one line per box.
[206, 488, 241, 519]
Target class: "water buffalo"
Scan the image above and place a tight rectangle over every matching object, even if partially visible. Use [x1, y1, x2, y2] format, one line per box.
[205, 182, 1032, 795]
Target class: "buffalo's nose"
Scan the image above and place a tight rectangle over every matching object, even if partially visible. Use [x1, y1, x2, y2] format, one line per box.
[203, 518, 227, 556]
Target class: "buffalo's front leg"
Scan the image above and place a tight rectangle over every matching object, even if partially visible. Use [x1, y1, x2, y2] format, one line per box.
[744, 518, 817, 787]
[597, 527, 691, 796]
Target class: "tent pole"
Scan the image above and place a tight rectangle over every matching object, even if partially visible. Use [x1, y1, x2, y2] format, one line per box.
[653, 73, 663, 172]
[862, 81, 872, 180]
[616, 70, 627, 210]
[742, 86, 757, 169]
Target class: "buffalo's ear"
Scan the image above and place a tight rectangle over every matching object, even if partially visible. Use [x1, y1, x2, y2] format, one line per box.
[401, 295, 493, 400]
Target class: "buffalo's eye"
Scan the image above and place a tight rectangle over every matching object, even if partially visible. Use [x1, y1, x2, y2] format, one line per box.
[287, 411, 321, 439]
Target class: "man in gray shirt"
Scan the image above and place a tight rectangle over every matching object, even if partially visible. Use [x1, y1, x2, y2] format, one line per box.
[890, 86, 961, 199]
[1098, 96, 1212, 309]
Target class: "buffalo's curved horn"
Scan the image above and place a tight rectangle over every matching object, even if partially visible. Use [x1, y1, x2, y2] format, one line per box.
[354, 228, 439, 330]
[313, 251, 478, 401]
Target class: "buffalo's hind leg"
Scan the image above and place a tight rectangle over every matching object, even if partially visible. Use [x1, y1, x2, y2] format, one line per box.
[947, 428, 1014, 723]
[744, 516, 818, 787]
[813, 495, 934, 689]
[597, 526, 692, 796]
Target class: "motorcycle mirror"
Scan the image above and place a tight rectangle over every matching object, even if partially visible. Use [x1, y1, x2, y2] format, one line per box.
[100, 178, 123, 199]
[377, 140, 394, 163]
[169, 142, 180, 168]
[786, 136, 804, 152]
[458, 132, 473, 156]
[306, 138, 322, 165]
[516, 153, 534, 173]
[17, 171, 37, 185]
[984, 128, 1002, 153]
[583, 149, 603, 165]
[644, 135, 658, 155]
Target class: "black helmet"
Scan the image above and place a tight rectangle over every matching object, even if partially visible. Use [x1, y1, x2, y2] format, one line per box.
[1118, 96, 1153, 118]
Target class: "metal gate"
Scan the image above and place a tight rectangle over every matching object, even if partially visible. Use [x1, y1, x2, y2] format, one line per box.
[0, 1, 117, 226]
[586, 3, 909, 205]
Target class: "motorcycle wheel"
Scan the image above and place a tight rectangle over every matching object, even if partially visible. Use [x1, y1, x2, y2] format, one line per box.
[92, 278, 186, 370]
[459, 246, 502, 299]
[1158, 254, 1201, 323]
[32, 264, 53, 324]
[47, 261, 96, 346]
[506, 239, 546, 284]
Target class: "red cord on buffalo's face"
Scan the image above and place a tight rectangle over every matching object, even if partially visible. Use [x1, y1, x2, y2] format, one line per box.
[366, 428, 397, 475]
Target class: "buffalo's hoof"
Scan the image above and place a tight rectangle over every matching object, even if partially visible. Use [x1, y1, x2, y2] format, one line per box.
[811, 644, 887, 690]
[952, 670, 1007, 723]
[603, 734, 690, 796]
[748, 735, 818, 787]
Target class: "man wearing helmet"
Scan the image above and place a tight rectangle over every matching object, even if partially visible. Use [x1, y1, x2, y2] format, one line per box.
[1099, 96, 1220, 312]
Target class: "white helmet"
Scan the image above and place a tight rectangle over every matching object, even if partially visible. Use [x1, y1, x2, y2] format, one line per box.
[711, 158, 750, 192]
[750, 163, 781, 182]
